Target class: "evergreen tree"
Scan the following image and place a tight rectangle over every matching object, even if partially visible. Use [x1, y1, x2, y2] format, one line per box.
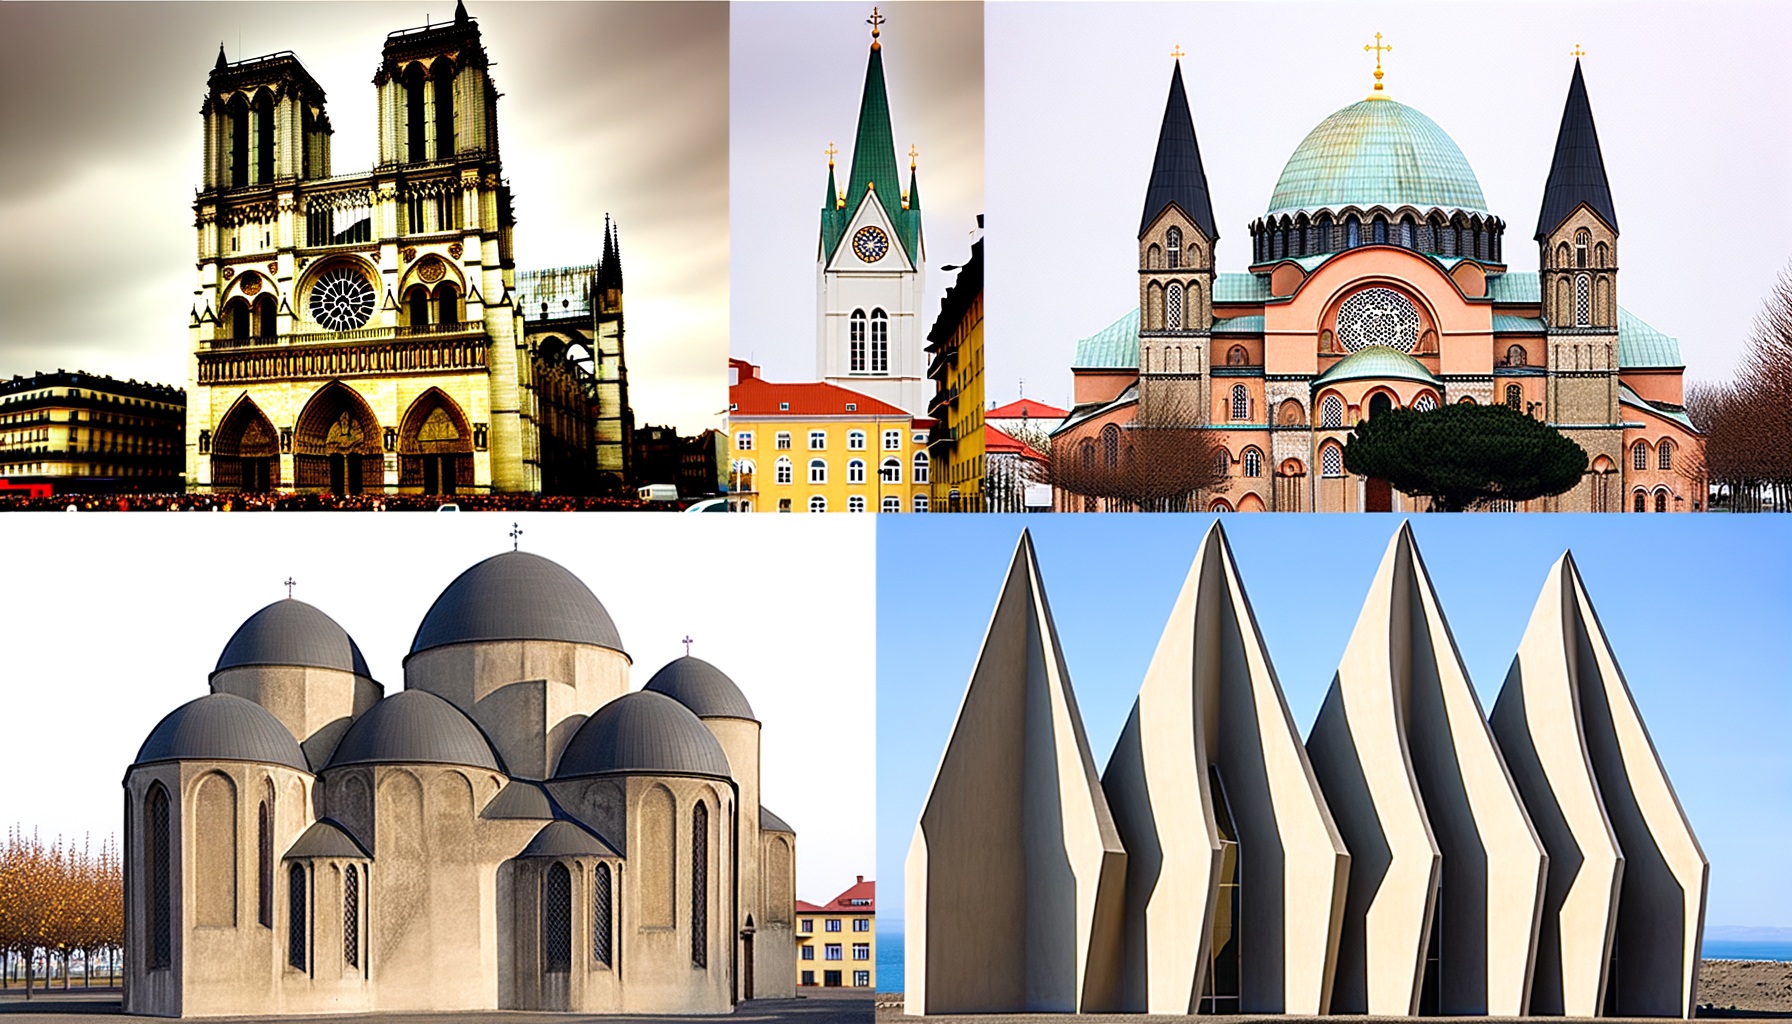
[1343, 403, 1587, 511]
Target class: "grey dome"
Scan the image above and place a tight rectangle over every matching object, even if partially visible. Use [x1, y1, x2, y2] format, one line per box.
[554, 691, 732, 780]
[134, 693, 308, 771]
[519, 820, 620, 859]
[214, 600, 372, 678]
[409, 552, 627, 658]
[482, 780, 558, 821]
[285, 819, 370, 860]
[643, 656, 756, 721]
[761, 806, 796, 835]
[327, 690, 502, 772]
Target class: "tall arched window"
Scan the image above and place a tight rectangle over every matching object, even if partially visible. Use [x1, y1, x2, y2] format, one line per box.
[1399, 216, 1414, 249]
[593, 863, 613, 967]
[230, 301, 252, 340]
[258, 801, 273, 928]
[849, 310, 866, 372]
[256, 294, 278, 339]
[1506, 384, 1523, 410]
[255, 92, 275, 184]
[1200, 765, 1241, 1013]
[1575, 275, 1591, 326]
[1372, 217, 1387, 245]
[1659, 440, 1674, 470]
[1655, 490, 1668, 513]
[1242, 448, 1262, 478]
[1166, 226, 1182, 269]
[405, 65, 427, 163]
[288, 863, 308, 970]
[1633, 441, 1648, 471]
[407, 285, 431, 327]
[147, 784, 172, 969]
[847, 459, 866, 484]
[543, 862, 571, 973]
[913, 451, 929, 483]
[434, 65, 455, 161]
[1273, 227, 1285, 260]
[1575, 229, 1590, 268]
[343, 864, 360, 968]
[1166, 283, 1184, 330]
[808, 458, 827, 484]
[1346, 215, 1361, 248]
[1231, 385, 1248, 421]
[691, 802, 708, 968]
[870, 310, 889, 373]
[1101, 424, 1120, 469]
[436, 284, 459, 326]
[1596, 241, 1609, 267]
[228, 96, 249, 188]
[1320, 394, 1344, 429]
[1321, 443, 1343, 477]
[1634, 491, 1647, 513]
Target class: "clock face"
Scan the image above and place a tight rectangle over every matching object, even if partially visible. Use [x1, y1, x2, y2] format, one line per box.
[853, 226, 890, 263]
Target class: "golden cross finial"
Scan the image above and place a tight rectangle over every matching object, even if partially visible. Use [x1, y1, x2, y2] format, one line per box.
[1571, 43, 1586, 58]
[1364, 32, 1392, 95]
[867, 7, 884, 50]
[1171, 45, 1185, 61]
[825, 142, 838, 167]
[908, 144, 918, 170]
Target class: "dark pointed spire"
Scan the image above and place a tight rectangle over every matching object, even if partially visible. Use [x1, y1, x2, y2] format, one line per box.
[1139, 61, 1218, 240]
[215, 43, 228, 71]
[907, 146, 921, 212]
[824, 144, 840, 212]
[596, 215, 623, 293]
[454, 0, 469, 26]
[1535, 59, 1618, 240]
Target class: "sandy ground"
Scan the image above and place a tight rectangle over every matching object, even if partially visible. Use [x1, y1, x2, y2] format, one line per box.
[1699, 959, 1792, 1014]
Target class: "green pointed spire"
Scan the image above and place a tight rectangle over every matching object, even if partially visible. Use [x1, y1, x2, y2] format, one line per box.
[845, 43, 901, 217]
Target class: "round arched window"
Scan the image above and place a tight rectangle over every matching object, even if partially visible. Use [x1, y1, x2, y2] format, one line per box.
[309, 266, 377, 331]
[1335, 288, 1420, 353]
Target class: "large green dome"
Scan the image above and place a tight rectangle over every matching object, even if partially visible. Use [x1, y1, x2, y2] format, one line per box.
[1267, 98, 1487, 217]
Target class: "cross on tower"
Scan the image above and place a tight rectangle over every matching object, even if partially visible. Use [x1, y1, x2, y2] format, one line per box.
[825, 142, 838, 167]
[682, 635, 694, 656]
[909, 144, 918, 170]
[509, 522, 522, 551]
[867, 7, 884, 49]
[1364, 32, 1392, 92]
[1571, 43, 1587, 58]
[1171, 45, 1185, 61]
[284, 577, 296, 599]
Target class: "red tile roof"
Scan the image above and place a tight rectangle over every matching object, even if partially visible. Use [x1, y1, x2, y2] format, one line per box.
[797, 876, 875, 914]
[985, 425, 1046, 462]
[730, 362, 917, 420]
[987, 398, 1068, 420]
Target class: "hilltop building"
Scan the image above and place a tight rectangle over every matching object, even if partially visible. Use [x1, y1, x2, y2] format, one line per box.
[186, 2, 630, 496]
[1, 371, 185, 493]
[796, 877, 875, 989]
[123, 550, 798, 1016]
[1052, 54, 1703, 512]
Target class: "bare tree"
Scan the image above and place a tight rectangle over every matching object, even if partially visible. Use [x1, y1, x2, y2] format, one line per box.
[1689, 263, 1792, 511]
[1046, 395, 1229, 512]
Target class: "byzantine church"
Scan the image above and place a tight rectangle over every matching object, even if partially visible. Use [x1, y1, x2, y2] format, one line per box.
[123, 551, 797, 1017]
[1053, 49, 1703, 513]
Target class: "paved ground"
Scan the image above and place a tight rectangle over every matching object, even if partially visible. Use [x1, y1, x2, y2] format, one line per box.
[0, 986, 872, 1023]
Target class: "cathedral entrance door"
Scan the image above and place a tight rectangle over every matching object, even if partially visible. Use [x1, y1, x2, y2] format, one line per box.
[1367, 476, 1392, 512]
[249, 458, 270, 492]
[329, 454, 347, 494]
[422, 456, 439, 495]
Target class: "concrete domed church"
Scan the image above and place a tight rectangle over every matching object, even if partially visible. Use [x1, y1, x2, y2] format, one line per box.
[122, 553, 797, 1016]
[1053, 49, 1704, 512]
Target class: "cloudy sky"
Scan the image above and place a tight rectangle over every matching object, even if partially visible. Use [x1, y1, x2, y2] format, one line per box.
[0, 513, 876, 906]
[731, 1, 984, 381]
[879, 515, 1792, 933]
[986, 1, 1792, 412]
[0, 2, 728, 434]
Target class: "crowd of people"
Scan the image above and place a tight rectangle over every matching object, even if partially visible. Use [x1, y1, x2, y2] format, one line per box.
[0, 492, 671, 512]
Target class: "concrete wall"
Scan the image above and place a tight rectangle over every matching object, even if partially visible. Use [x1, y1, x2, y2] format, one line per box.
[210, 664, 383, 770]
[906, 532, 1126, 1014]
[759, 829, 798, 998]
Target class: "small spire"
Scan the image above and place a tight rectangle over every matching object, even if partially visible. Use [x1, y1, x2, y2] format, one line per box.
[215, 43, 227, 71]
[1364, 31, 1393, 98]
[1171, 45, 1185, 61]
[867, 6, 884, 51]
[455, 0, 469, 26]
[907, 145, 921, 213]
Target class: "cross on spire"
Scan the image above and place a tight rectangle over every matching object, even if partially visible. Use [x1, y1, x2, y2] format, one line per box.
[826, 142, 838, 167]
[1571, 43, 1587, 58]
[1365, 31, 1392, 94]
[509, 522, 522, 551]
[682, 635, 694, 656]
[867, 6, 884, 50]
[1170, 45, 1185, 61]
[909, 144, 918, 170]
[284, 577, 296, 599]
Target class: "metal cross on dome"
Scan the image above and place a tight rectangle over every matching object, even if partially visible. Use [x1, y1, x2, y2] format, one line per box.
[683, 635, 694, 656]
[284, 577, 296, 599]
[510, 523, 522, 551]
[1365, 32, 1393, 92]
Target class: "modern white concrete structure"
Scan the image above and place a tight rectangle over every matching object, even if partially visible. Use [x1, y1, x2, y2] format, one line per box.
[905, 524, 1703, 1019]
[1490, 553, 1708, 1018]
[1102, 523, 1348, 1015]
[1306, 524, 1546, 1016]
[905, 532, 1126, 1014]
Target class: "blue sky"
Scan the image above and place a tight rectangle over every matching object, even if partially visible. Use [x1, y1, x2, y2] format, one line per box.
[877, 515, 1792, 931]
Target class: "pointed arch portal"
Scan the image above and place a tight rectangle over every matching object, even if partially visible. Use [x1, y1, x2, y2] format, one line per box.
[294, 382, 384, 493]
[212, 395, 281, 491]
[398, 389, 474, 494]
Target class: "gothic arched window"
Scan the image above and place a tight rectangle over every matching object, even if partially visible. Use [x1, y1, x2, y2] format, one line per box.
[849, 310, 867, 372]
[1441, 223, 1456, 257]
[543, 862, 571, 973]
[691, 802, 709, 968]
[1273, 227, 1285, 260]
[229, 300, 252, 340]
[1231, 385, 1249, 421]
[343, 864, 360, 968]
[288, 863, 307, 970]
[593, 863, 613, 967]
[870, 309, 889, 373]
[407, 286, 431, 328]
[146, 784, 172, 969]
[1633, 441, 1648, 471]
[1166, 283, 1184, 330]
[1659, 440, 1674, 470]
[1320, 394, 1344, 429]
[1243, 447, 1262, 478]
[257, 801, 272, 928]
[1596, 241, 1609, 267]
[1166, 226, 1182, 269]
[1506, 384, 1523, 410]
[256, 294, 278, 339]
[228, 95, 249, 188]
[1399, 217, 1414, 249]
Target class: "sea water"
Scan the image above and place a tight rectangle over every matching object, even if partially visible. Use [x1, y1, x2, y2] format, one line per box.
[877, 929, 903, 994]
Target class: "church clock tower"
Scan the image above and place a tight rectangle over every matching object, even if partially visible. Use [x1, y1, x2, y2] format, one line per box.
[816, 8, 927, 415]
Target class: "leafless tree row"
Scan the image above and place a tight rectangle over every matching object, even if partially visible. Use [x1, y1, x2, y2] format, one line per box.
[0, 827, 123, 995]
[1687, 264, 1792, 511]
[1044, 396, 1229, 512]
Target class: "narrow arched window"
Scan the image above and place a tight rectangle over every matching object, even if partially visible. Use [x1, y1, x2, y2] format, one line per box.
[1101, 424, 1120, 469]
[913, 451, 929, 483]
[405, 66, 427, 162]
[1400, 217, 1414, 249]
[407, 286, 431, 327]
[1347, 215, 1361, 249]
[436, 284, 459, 326]
[1441, 223, 1456, 257]
[1576, 229, 1590, 268]
[257, 295, 278, 339]
[1506, 384, 1523, 410]
[1373, 218, 1387, 245]
[230, 301, 251, 340]
[775, 457, 792, 485]
[147, 784, 172, 969]
[1228, 345, 1248, 366]
[255, 92, 274, 184]
[1231, 385, 1248, 421]
[434, 65, 455, 161]
[229, 96, 249, 188]
[1243, 448, 1261, 478]
[849, 310, 866, 372]
[1166, 283, 1184, 330]
[1080, 439, 1094, 471]
[1655, 491, 1668, 513]
[1320, 394, 1344, 429]
[1659, 440, 1673, 470]
[594, 863, 613, 966]
[1633, 441, 1648, 471]
[847, 459, 865, 484]
[288, 863, 308, 970]
[258, 801, 273, 928]
[1166, 226, 1182, 269]
[1596, 241, 1609, 267]
[1576, 275, 1591, 326]
[691, 802, 708, 968]
[808, 458, 827, 484]
[543, 861, 571, 973]
[1272, 228, 1285, 260]
[1634, 491, 1647, 513]
[343, 864, 359, 968]
[1321, 444, 1343, 477]
[870, 310, 889, 373]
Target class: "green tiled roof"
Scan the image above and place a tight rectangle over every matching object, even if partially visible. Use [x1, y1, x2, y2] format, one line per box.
[1073, 308, 1139, 368]
[1268, 98, 1488, 217]
[1619, 383, 1695, 431]
[1311, 345, 1441, 389]
[1215, 273, 1271, 302]
[1492, 314, 1546, 333]
[1486, 272, 1541, 302]
[1213, 316, 1264, 334]
[1618, 306, 1681, 368]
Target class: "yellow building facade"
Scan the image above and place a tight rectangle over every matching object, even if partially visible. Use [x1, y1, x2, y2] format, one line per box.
[925, 237, 985, 512]
[796, 876, 875, 989]
[728, 361, 931, 513]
